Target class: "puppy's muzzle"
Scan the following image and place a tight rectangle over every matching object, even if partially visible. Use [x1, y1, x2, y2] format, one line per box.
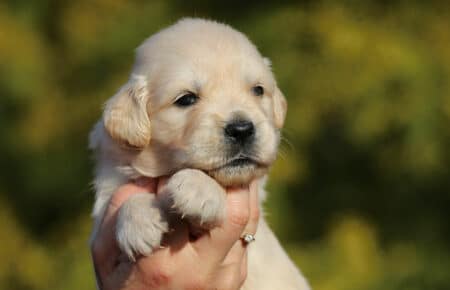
[224, 119, 255, 146]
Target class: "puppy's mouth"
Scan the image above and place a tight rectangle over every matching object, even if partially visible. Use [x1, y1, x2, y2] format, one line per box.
[218, 156, 260, 169]
[203, 155, 269, 186]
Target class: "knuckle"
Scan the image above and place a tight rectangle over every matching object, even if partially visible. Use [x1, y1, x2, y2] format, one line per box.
[229, 208, 250, 228]
[141, 266, 171, 288]
[110, 184, 144, 208]
[250, 205, 260, 223]
[149, 272, 170, 288]
[109, 189, 130, 209]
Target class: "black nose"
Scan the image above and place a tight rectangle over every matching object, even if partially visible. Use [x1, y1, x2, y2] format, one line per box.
[224, 120, 255, 143]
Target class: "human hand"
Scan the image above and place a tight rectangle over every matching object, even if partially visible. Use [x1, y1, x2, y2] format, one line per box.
[91, 177, 259, 290]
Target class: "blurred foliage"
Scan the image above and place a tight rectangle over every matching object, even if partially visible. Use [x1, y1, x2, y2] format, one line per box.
[0, 0, 449, 289]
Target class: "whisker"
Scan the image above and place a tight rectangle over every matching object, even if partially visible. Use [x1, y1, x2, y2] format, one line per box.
[280, 136, 295, 152]
[277, 148, 287, 160]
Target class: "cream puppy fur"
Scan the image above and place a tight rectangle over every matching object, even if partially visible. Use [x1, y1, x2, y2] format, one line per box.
[90, 18, 310, 290]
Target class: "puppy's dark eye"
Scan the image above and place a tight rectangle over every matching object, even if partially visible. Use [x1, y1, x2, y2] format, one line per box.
[252, 85, 264, 96]
[174, 92, 199, 107]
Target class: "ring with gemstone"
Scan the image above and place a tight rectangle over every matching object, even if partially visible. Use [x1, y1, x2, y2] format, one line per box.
[241, 233, 256, 244]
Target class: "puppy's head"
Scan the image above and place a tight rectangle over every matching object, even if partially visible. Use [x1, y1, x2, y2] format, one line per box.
[99, 18, 287, 186]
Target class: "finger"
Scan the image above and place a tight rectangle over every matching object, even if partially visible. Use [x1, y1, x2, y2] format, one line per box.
[221, 180, 260, 266]
[221, 239, 245, 267]
[136, 221, 191, 272]
[240, 249, 248, 283]
[193, 185, 250, 265]
[92, 178, 157, 280]
[102, 178, 157, 233]
[242, 179, 260, 240]
[215, 253, 247, 290]
[95, 178, 157, 257]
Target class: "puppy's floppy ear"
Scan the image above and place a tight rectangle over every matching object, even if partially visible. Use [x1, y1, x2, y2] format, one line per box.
[273, 86, 287, 129]
[103, 74, 151, 148]
[264, 57, 287, 129]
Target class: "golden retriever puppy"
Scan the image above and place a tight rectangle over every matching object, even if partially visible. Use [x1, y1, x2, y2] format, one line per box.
[90, 18, 310, 290]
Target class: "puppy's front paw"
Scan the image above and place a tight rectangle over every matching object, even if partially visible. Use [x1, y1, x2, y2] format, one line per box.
[116, 193, 168, 261]
[164, 169, 226, 228]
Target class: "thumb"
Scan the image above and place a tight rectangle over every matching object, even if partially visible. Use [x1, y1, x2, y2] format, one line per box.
[91, 178, 157, 280]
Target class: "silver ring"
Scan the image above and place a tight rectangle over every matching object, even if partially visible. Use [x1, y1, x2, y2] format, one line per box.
[241, 233, 256, 244]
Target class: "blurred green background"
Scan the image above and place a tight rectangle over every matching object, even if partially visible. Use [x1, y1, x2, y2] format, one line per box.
[1, 0, 449, 289]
